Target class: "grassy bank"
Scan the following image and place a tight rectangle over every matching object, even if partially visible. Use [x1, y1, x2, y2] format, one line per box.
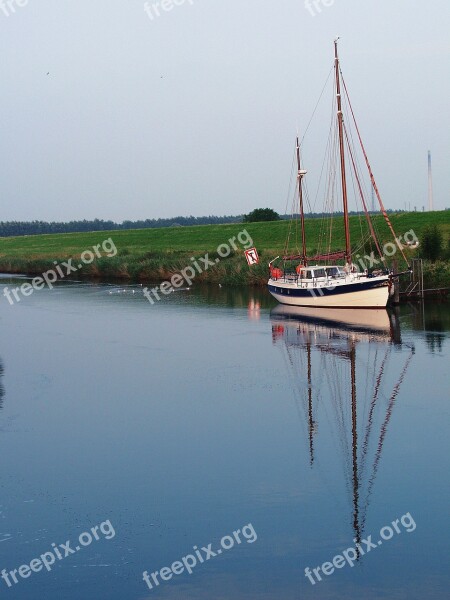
[0, 211, 449, 287]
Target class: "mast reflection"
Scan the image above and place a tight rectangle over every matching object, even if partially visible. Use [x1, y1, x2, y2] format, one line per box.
[0, 358, 4, 410]
[271, 306, 414, 547]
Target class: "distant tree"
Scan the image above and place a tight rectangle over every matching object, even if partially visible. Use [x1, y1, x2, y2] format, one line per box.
[420, 224, 443, 261]
[243, 208, 280, 223]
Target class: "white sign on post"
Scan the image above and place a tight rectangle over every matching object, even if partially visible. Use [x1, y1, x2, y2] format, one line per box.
[245, 248, 259, 266]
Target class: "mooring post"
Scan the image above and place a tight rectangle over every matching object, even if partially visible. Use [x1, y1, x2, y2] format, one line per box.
[392, 260, 400, 305]
[389, 306, 402, 345]
[419, 259, 424, 298]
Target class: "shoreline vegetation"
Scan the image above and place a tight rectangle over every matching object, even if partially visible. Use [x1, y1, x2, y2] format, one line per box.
[0, 212, 449, 292]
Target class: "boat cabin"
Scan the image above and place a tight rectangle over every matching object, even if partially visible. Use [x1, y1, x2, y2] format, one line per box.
[297, 266, 345, 280]
[298, 268, 326, 280]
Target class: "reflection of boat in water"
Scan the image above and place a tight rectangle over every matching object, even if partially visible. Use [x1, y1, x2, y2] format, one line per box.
[271, 306, 413, 544]
[271, 305, 397, 340]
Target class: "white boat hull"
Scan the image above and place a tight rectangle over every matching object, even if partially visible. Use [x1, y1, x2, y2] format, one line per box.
[268, 276, 390, 308]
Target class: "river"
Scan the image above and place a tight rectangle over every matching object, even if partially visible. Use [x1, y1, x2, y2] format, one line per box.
[0, 278, 448, 599]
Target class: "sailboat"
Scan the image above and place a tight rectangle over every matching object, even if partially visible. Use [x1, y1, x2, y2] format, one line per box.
[268, 40, 410, 308]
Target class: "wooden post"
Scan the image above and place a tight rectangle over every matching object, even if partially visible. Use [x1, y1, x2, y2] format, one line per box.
[389, 306, 402, 345]
[392, 260, 400, 305]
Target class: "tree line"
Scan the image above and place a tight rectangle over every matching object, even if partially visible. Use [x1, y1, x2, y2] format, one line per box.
[0, 215, 242, 237]
[0, 209, 406, 237]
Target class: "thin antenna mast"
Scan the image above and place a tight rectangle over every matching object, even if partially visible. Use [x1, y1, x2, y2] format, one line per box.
[428, 151, 433, 211]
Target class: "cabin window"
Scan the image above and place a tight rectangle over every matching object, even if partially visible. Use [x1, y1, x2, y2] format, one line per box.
[314, 268, 326, 278]
[326, 267, 344, 277]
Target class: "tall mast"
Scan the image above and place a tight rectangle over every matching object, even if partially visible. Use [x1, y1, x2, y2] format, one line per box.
[334, 40, 352, 265]
[296, 138, 308, 265]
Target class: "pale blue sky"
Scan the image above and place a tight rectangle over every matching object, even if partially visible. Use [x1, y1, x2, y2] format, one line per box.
[0, 0, 449, 221]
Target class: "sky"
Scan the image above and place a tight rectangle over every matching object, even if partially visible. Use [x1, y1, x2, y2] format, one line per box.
[0, 0, 449, 222]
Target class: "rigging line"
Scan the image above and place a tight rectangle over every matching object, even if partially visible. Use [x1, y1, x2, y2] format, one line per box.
[325, 355, 353, 493]
[303, 182, 312, 217]
[344, 125, 384, 261]
[297, 345, 349, 516]
[360, 344, 376, 428]
[340, 70, 409, 266]
[344, 122, 371, 257]
[277, 342, 312, 464]
[317, 113, 337, 258]
[343, 97, 373, 213]
[328, 124, 340, 256]
[359, 347, 390, 480]
[288, 336, 318, 459]
[361, 348, 415, 529]
[283, 150, 297, 217]
[299, 64, 334, 147]
[351, 233, 373, 258]
[324, 124, 339, 258]
[342, 96, 386, 249]
[312, 88, 336, 215]
[324, 90, 339, 255]
[328, 107, 340, 255]
[284, 346, 310, 433]
[342, 100, 378, 255]
[347, 152, 366, 248]
[314, 357, 355, 519]
[328, 351, 357, 505]
[283, 197, 296, 257]
[283, 151, 299, 257]
[345, 103, 372, 211]
[294, 194, 300, 257]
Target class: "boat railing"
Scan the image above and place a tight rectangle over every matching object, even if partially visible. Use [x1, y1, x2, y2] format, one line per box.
[271, 271, 348, 288]
[270, 266, 381, 287]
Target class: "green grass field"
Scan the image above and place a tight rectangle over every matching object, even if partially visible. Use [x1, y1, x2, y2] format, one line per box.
[0, 211, 449, 286]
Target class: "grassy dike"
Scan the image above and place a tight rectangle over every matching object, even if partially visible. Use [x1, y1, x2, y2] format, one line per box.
[0, 211, 449, 288]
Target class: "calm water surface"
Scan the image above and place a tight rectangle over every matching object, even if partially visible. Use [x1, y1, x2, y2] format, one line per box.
[0, 279, 449, 599]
